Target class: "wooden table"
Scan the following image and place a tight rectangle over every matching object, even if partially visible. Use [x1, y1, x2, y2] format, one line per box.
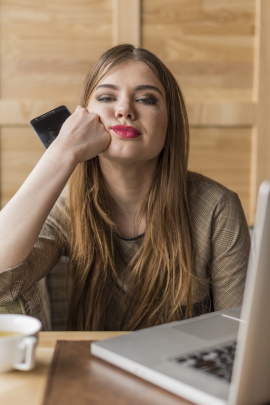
[0, 332, 128, 405]
[0, 331, 192, 405]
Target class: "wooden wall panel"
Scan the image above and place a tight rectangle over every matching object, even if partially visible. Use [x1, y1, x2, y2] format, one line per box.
[250, 0, 270, 218]
[113, 0, 141, 46]
[186, 101, 254, 127]
[0, 0, 113, 207]
[0, 0, 113, 102]
[142, 0, 256, 101]
[189, 127, 252, 218]
[1, 127, 43, 206]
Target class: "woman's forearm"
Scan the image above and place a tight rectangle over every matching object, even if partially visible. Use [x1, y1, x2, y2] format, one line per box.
[0, 145, 77, 271]
[0, 107, 110, 272]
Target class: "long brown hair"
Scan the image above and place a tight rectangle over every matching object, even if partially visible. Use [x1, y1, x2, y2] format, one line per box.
[67, 44, 194, 330]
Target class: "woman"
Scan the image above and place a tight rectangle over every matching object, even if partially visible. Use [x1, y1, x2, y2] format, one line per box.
[0, 44, 250, 331]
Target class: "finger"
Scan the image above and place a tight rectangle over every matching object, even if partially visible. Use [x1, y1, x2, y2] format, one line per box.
[75, 105, 83, 112]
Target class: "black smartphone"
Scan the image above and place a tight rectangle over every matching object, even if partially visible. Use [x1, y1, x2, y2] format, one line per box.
[30, 105, 71, 148]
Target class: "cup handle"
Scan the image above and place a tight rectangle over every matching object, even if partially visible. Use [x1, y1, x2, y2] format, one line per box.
[15, 336, 37, 371]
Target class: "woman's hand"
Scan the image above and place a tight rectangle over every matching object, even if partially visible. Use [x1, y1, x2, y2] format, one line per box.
[0, 105, 111, 271]
[0, 106, 111, 271]
[51, 106, 111, 164]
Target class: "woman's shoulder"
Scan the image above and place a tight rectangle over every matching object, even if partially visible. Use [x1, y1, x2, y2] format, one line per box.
[187, 172, 249, 257]
[187, 171, 239, 207]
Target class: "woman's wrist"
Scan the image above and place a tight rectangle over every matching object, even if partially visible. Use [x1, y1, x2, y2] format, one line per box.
[43, 141, 79, 174]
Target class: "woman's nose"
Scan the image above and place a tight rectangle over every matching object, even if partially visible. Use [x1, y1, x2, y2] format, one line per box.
[115, 101, 136, 120]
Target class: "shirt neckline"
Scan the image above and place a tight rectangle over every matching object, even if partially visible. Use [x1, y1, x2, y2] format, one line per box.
[116, 233, 145, 242]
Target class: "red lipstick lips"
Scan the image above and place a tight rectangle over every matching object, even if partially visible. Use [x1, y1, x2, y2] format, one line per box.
[111, 125, 142, 139]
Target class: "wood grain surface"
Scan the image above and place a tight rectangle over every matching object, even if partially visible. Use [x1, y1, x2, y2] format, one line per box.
[42, 340, 193, 405]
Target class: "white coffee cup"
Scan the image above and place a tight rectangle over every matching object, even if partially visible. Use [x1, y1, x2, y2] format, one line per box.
[0, 314, 42, 372]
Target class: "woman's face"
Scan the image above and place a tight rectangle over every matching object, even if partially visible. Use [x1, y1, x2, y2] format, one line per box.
[87, 60, 168, 166]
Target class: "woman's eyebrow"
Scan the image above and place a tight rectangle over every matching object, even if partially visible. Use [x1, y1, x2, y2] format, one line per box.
[96, 84, 118, 90]
[95, 83, 164, 97]
[135, 85, 164, 97]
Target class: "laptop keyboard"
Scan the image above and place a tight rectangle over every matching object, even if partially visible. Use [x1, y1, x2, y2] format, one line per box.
[175, 341, 237, 383]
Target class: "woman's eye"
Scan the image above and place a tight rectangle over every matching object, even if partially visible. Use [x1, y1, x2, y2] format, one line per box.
[97, 96, 115, 102]
[137, 97, 157, 105]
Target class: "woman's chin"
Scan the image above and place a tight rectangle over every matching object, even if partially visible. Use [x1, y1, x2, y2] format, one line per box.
[99, 145, 143, 163]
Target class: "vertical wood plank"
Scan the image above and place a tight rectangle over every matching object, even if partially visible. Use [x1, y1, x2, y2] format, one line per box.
[113, 0, 141, 46]
[251, 0, 270, 220]
[189, 127, 251, 223]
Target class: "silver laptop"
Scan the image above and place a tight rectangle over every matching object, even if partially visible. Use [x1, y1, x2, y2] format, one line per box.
[91, 180, 270, 405]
